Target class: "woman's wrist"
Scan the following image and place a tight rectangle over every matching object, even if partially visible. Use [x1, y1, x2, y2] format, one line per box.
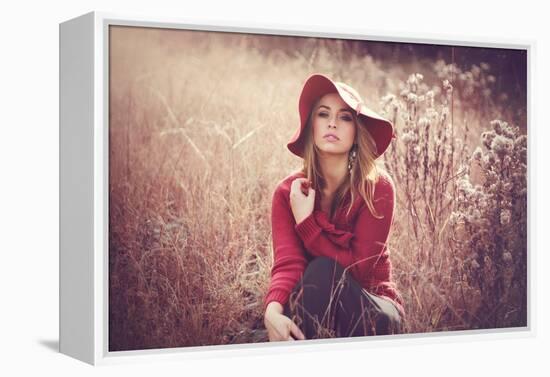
[294, 211, 312, 226]
[265, 301, 284, 317]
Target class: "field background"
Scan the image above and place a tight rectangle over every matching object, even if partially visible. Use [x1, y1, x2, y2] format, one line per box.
[108, 25, 527, 351]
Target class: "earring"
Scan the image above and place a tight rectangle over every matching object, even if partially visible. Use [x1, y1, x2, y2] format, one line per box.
[348, 146, 357, 171]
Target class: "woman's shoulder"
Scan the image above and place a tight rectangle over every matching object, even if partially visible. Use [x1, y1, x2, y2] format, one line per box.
[373, 170, 396, 197]
[353, 170, 395, 213]
[370, 171, 396, 214]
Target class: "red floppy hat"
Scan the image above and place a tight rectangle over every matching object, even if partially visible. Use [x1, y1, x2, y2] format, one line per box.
[287, 73, 396, 159]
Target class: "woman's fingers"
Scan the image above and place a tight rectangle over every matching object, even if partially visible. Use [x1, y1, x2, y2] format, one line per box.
[289, 321, 306, 340]
[273, 326, 289, 341]
[292, 178, 311, 189]
[291, 178, 312, 197]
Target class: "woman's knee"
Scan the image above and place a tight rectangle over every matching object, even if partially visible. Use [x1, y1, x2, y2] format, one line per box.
[303, 256, 344, 283]
[298, 257, 347, 306]
[375, 308, 402, 335]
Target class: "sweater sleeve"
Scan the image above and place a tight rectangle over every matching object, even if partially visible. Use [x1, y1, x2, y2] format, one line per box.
[294, 177, 405, 316]
[263, 185, 309, 312]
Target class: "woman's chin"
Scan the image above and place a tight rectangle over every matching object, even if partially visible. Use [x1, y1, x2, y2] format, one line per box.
[316, 146, 349, 157]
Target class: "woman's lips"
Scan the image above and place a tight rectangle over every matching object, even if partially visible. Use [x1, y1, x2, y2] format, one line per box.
[323, 134, 339, 141]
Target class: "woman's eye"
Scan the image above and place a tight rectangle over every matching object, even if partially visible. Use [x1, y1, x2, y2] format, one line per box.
[317, 112, 352, 121]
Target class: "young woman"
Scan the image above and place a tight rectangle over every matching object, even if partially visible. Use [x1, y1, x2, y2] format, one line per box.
[263, 73, 405, 342]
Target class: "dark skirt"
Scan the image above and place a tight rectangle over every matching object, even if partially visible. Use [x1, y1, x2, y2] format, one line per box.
[283, 256, 402, 339]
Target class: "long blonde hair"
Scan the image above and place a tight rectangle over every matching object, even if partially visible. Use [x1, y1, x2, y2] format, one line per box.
[300, 96, 389, 222]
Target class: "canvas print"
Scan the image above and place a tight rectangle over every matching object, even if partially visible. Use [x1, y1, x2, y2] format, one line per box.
[108, 25, 527, 351]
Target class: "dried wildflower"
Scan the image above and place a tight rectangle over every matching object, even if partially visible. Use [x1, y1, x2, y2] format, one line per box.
[407, 93, 419, 103]
[449, 212, 463, 226]
[426, 108, 438, 120]
[500, 209, 511, 225]
[480, 62, 490, 71]
[449, 116, 527, 328]
[443, 79, 453, 92]
[515, 135, 527, 149]
[502, 251, 513, 263]
[491, 134, 513, 155]
[381, 93, 396, 106]
[503, 155, 512, 166]
[481, 131, 496, 149]
[491, 120, 504, 135]
[472, 146, 483, 162]
[457, 176, 476, 200]
[418, 117, 429, 128]
[407, 73, 424, 86]
[503, 181, 513, 192]
[481, 151, 496, 169]
[402, 131, 415, 145]
[502, 124, 517, 139]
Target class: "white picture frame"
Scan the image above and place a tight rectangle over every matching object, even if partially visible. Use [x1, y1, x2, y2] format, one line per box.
[59, 10, 534, 365]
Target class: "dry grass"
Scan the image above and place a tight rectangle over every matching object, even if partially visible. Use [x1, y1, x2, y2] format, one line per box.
[108, 26, 527, 350]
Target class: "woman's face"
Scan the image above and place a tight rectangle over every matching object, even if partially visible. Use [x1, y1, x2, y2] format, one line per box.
[311, 92, 356, 156]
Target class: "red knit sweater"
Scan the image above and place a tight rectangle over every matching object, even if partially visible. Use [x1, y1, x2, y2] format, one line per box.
[263, 170, 405, 318]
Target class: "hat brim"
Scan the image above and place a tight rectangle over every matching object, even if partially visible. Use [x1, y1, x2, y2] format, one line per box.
[287, 73, 395, 159]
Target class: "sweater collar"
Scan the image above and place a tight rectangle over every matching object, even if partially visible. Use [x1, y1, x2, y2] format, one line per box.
[313, 187, 355, 224]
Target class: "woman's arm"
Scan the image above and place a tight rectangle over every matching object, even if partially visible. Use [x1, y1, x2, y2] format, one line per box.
[263, 185, 309, 312]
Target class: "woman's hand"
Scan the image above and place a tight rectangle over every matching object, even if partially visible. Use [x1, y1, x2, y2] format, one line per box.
[290, 178, 316, 225]
[264, 305, 306, 342]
